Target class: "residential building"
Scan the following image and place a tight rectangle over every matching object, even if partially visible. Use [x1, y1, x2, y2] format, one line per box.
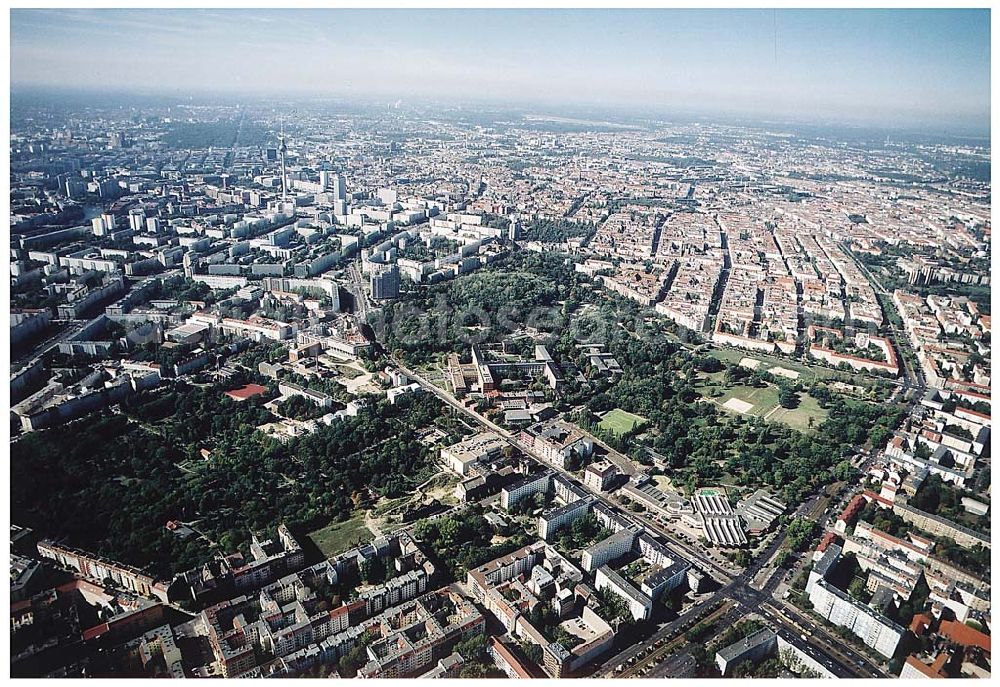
[806, 544, 905, 659]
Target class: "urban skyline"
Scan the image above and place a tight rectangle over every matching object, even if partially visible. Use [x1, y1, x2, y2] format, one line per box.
[10, 8, 992, 133]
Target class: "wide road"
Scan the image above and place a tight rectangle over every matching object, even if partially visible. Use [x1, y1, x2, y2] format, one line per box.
[346, 259, 371, 322]
[392, 357, 889, 678]
[12, 318, 91, 370]
[613, 601, 739, 678]
[393, 358, 733, 582]
[839, 240, 926, 392]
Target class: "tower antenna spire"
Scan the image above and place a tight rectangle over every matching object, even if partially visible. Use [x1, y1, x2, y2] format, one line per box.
[278, 116, 288, 202]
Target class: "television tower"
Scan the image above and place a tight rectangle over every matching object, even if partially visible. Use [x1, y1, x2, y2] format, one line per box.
[279, 118, 288, 202]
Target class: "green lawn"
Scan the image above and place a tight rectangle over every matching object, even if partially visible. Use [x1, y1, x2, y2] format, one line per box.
[707, 347, 836, 383]
[308, 514, 373, 558]
[717, 384, 781, 417]
[767, 393, 831, 433]
[599, 408, 649, 436]
[706, 381, 829, 434]
[331, 364, 365, 379]
[700, 370, 728, 385]
[706, 346, 896, 402]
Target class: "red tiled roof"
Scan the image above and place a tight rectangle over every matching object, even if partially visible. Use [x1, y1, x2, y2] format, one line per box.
[862, 489, 895, 508]
[939, 620, 991, 654]
[809, 341, 899, 370]
[82, 624, 110, 641]
[861, 524, 928, 559]
[817, 531, 841, 553]
[904, 655, 944, 678]
[930, 653, 950, 674]
[953, 383, 990, 397]
[56, 578, 105, 595]
[910, 613, 932, 636]
[955, 406, 990, 420]
[838, 494, 866, 524]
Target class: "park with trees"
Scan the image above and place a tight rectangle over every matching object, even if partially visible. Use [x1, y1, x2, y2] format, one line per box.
[11, 378, 458, 578]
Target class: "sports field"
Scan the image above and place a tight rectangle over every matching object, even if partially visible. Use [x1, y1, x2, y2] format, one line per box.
[723, 397, 754, 413]
[716, 384, 781, 416]
[708, 348, 834, 383]
[598, 408, 649, 436]
[712, 383, 829, 433]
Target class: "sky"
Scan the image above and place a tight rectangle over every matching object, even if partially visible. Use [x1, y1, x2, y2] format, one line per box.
[9, 8, 991, 132]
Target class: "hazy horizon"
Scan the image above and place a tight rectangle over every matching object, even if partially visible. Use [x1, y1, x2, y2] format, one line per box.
[10, 8, 991, 135]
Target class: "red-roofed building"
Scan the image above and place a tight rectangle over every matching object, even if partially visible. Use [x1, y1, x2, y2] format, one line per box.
[862, 489, 895, 509]
[900, 654, 951, 679]
[939, 620, 991, 655]
[224, 384, 268, 402]
[921, 429, 943, 443]
[954, 405, 990, 428]
[885, 435, 908, 459]
[953, 385, 990, 401]
[910, 613, 933, 636]
[817, 531, 841, 554]
[835, 494, 867, 533]
[930, 654, 951, 675]
[10, 598, 34, 631]
[80, 602, 165, 643]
